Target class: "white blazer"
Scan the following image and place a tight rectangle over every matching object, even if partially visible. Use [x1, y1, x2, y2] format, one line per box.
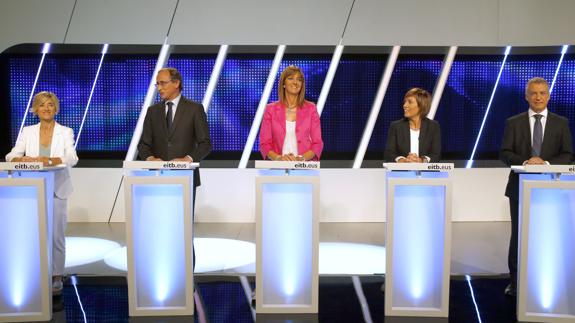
[6, 122, 79, 199]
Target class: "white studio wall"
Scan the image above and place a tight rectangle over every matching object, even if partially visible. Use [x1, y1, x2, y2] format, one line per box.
[3, 0, 575, 52]
[68, 168, 511, 223]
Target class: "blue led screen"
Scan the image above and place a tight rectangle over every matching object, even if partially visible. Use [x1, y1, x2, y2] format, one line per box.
[322, 55, 387, 155]
[6, 51, 575, 160]
[434, 56, 505, 158]
[207, 54, 274, 153]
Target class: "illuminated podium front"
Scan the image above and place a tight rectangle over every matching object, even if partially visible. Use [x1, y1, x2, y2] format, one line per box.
[254, 161, 320, 314]
[512, 165, 575, 323]
[383, 163, 453, 318]
[123, 161, 197, 317]
[0, 162, 60, 322]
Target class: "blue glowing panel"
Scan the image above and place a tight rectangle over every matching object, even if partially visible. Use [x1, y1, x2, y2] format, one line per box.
[28, 56, 100, 136]
[435, 56, 503, 158]
[368, 56, 443, 153]
[8, 56, 42, 143]
[0, 184, 43, 316]
[391, 184, 446, 309]
[208, 55, 274, 152]
[76, 56, 157, 151]
[9, 55, 100, 146]
[261, 183, 314, 306]
[132, 183, 187, 307]
[526, 187, 575, 315]
[322, 56, 387, 155]
[476, 56, 558, 156]
[549, 54, 575, 137]
[166, 55, 216, 103]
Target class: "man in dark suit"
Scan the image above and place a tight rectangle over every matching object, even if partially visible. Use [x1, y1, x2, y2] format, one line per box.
[138, 67, 212, 188]
[500, 77, 573, 296]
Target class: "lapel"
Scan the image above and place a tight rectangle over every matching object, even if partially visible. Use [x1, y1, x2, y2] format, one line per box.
[540, 112, 553, 157]
[29, 123, 41, 157]
[400, 119, 410, 149]
[276, 103, 287, 141]
[419, 118, 428, 155]
[51, 122, 63, 157]
[520, 112, 532, 154]
[169, 98, 187, 139]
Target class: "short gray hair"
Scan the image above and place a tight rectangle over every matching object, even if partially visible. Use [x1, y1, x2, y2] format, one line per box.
[525, 77, 549, 95]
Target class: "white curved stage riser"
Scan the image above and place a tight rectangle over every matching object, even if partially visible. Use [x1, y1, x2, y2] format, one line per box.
[68, 168, 511, 223]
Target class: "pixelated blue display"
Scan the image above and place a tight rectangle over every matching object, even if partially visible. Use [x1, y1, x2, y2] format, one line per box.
[76, 55, 157, 151]
[10, 55, 100, 145]
[368, 56, 444, 154]
[207, 55, 274, 153]
[550, 54, 575, 129]
[322, 56, 387, 155]
[435, 56, 504, 158]
[7, 50, 575, 159]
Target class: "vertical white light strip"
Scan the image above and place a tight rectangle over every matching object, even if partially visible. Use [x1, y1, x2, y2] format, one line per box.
[466, 46, 512, 169]
[75, 44, 108, 149]
[351, 276, 374, 323]
[16, 43, 51, 141]
[238, 45, 286, 168]
[71, 275, 88, 323]
[317, 41, 344, 116]
[352, 46, 401, 169]
[125, 39, 171, 161]
[549, 45, 569, 94]
[239, 275, 256, 321]
[428, 46, 458, 120]
[465, 275, 483, 323]
[202, 45, 228, 112]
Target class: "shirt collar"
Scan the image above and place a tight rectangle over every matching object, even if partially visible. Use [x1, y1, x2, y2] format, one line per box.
[166, 94, 182, 108]
[528, 107, 548, 118]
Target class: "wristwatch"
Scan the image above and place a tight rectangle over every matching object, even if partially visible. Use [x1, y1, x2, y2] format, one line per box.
[48, 158, 53, 166]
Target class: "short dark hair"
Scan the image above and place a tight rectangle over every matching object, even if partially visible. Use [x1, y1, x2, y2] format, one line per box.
[404, 87, 432, 117]
[160, 67, 183, 91]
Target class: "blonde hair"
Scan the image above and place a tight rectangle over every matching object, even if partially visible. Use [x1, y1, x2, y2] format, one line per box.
[404, 88, 431, 117]
[32, 91, 60, 115]
[278, 65, 306, 107]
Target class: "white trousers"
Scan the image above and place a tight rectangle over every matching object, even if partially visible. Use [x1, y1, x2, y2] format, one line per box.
[53, 197, 67, 276]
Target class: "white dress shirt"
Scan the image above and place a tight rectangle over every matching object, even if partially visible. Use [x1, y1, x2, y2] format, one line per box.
[165, 94, 182, 123]
[282, 121, 298, 156]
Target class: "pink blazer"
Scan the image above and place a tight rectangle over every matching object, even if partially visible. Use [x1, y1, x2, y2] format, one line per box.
[259, 101, 323, 160]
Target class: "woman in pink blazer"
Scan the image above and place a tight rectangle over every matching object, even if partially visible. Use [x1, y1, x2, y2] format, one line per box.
[6, 92, 78, 296]
[259, 65, 323, 161]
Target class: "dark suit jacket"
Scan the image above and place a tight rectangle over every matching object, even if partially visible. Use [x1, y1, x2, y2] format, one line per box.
[500, 111, 573, 200]
[138, 96, 212, 186]
[384, 117, 441, 162]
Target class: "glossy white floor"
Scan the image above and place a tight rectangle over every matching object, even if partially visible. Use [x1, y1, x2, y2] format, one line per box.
[64, 222, 511, 277]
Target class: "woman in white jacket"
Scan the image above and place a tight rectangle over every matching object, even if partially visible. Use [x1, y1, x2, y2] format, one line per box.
[6, 91, 78, 295]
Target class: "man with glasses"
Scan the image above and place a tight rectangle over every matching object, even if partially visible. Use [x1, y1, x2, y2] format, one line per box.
[138, 67, 212, 188]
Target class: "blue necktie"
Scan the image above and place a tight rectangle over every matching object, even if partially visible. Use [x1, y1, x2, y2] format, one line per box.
[166, 101, 174, 130]
[532, 114, 543, 156]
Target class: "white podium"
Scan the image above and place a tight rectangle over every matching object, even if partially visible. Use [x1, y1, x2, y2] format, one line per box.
[254, 161, 320, 313]
[512, 165, 575, 322]
[383, 163, 453, 318]
[0, 162, 60, 322]
[123, 161, 198, 317]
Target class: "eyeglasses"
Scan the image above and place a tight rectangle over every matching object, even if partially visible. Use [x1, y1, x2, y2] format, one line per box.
[155, 80, 173, 88]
